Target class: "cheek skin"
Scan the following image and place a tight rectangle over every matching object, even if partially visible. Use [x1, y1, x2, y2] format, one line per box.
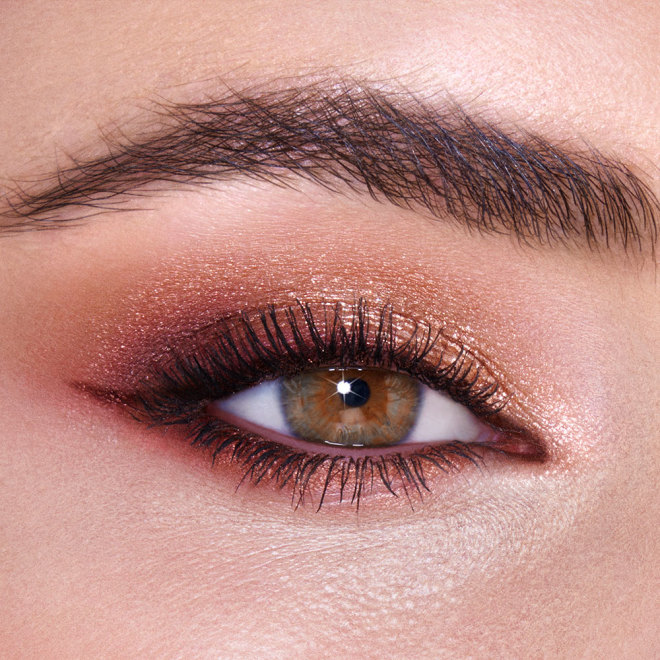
[3, 192, 653, 656]
[1, 181, 657, 652]
[0, 366, 656, 657]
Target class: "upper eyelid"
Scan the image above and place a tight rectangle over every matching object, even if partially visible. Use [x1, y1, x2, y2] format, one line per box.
[87, 299, 516, 422]
[126, 301, 512, 399]
[2, 80, 658, 257]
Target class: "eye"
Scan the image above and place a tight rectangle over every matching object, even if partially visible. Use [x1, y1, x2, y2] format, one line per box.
[212, 367, 486, 449]
[102, 300, 544, 509]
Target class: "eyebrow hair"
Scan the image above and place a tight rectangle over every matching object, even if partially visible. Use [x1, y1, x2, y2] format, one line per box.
[2, 81, 658, 254]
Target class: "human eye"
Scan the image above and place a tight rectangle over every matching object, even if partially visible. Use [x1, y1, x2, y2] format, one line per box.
[214, 367, 484, 447]
[91, 299, 543, 510]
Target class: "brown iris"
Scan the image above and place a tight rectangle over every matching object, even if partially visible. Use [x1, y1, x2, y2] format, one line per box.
[281, 367, 419, 447]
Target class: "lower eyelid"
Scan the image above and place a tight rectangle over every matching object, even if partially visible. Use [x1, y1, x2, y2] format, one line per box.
[157, 412, 545, 511]
[79, 382, 544, 511]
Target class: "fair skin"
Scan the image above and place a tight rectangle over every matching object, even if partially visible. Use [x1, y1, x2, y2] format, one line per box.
[1, 1, 658, 657]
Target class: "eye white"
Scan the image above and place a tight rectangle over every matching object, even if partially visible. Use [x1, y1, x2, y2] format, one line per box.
[405, 386, 483, 443]
[214, 380, 290, 434]
[212, 377, 485, 444]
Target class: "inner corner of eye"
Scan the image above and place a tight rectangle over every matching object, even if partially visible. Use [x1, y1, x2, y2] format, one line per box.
[208, 367, 487, 450]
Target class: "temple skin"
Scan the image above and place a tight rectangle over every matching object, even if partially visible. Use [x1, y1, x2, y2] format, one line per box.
[0, 1, 658, 658]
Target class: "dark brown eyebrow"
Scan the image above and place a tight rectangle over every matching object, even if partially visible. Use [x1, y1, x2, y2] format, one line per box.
[1, 81, 658, 254]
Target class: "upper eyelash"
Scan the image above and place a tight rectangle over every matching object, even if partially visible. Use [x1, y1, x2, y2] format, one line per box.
[127, 298, 507, 425]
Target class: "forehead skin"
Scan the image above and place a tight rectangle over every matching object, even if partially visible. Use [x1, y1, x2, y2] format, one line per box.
[1, 0, 658, 176]
[0, 1, 658, 658]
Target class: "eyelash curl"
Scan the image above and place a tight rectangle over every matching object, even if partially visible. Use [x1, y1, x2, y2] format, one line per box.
[115, 299, 540, 510]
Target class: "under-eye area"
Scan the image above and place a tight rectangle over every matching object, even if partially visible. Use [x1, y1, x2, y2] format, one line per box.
[79, 299, 546, 510]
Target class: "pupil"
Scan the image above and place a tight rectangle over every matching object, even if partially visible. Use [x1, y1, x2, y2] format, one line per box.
[338, 377, 370, 407]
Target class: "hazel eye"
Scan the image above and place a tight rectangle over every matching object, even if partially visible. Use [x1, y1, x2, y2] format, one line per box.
[211, 367, 485, 449]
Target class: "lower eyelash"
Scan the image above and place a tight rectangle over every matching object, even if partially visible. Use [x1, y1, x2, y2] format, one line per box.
[188, 417, 489, 511]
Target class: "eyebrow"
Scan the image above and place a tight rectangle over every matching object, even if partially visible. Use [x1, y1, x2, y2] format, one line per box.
[2, 81, 658, 254]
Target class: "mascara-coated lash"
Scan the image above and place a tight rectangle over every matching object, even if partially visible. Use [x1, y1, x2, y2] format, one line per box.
[92, 299, 543, 509]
